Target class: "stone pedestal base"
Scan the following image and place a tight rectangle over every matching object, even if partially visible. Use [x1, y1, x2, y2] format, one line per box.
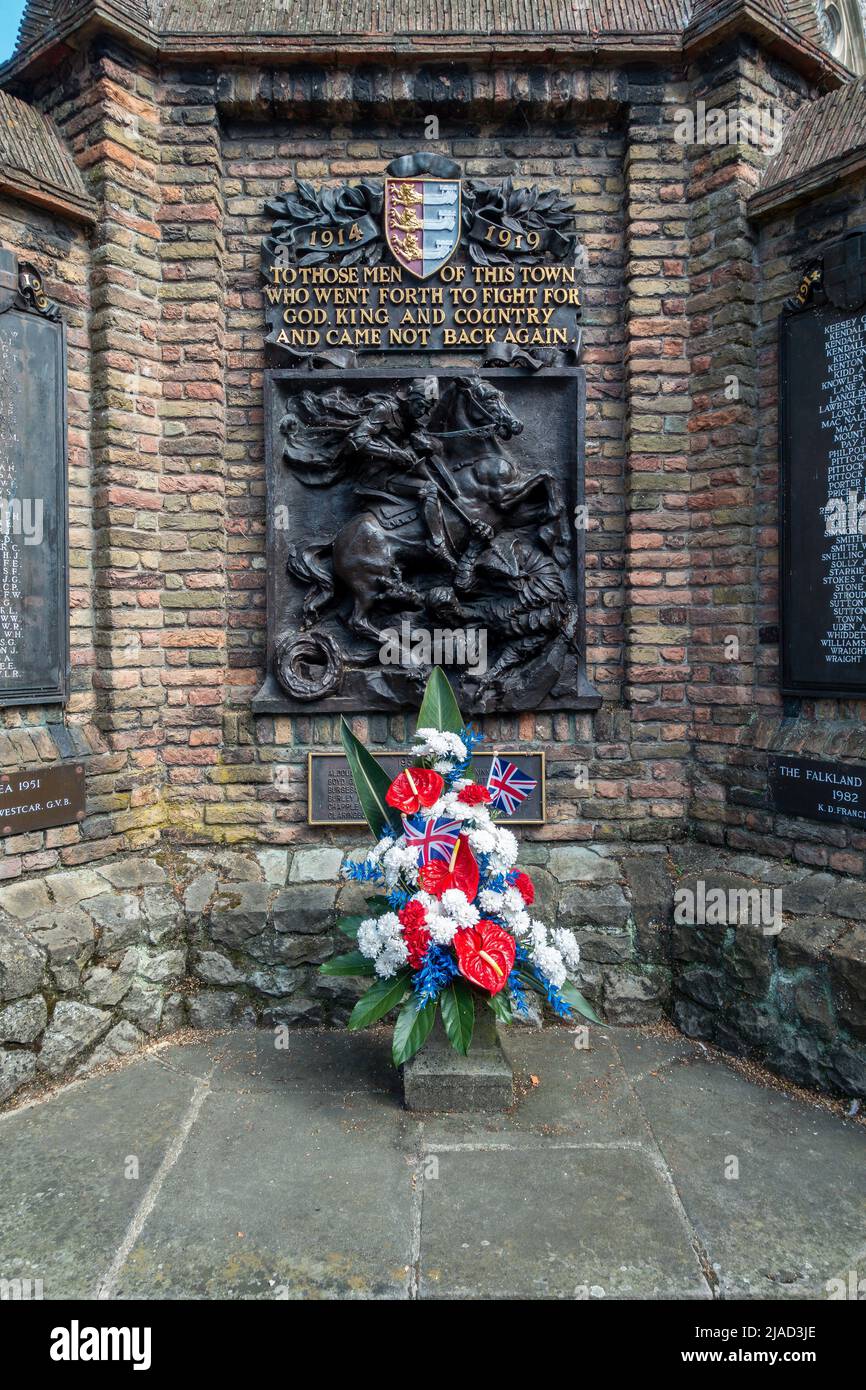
[402, 1006, 514, 1112]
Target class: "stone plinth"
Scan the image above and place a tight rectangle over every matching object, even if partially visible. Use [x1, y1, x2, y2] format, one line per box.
[403, 1006, 514, 1112]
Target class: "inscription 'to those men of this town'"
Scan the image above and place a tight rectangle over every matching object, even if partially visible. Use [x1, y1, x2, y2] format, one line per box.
[261, 152, 583, 362]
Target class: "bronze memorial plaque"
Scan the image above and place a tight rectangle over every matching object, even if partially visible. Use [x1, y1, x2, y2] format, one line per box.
[308, 750, 545, 826]
[254, 152, 600, 720]
[0, 762, 86, 836]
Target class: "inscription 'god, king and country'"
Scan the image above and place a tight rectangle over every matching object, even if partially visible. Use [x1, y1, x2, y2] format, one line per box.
[262, 152, 582, 363]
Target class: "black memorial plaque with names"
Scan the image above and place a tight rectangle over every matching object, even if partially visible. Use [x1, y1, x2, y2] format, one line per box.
[768, 753, 866, 827]
[0, 250, 68, 707]
[0, 762, 85, 836]
[307, 751, 546, 826]
[780, 296, 866, 697]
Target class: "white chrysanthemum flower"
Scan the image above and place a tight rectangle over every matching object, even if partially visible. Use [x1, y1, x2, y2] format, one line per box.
[534, 944, 567, 989]
[381, 842, 419, 886]
[478, 887, 505, 915]
[357, 918, 383, 960]
[529, 921, 549, 953]
[467, 827, 497, 855]
[509, 908, 532, 938]
[374, 937, 409, 978]
[440, 889, 479, 928]
[426, 912, 458, 945]
[493, 826, 518, 863]
[383, 843, 417, 871]
[366, 836, 392, 865]
[552, 927, 581, 971]
[412, 728, 468, 764]
[412, 891, 436, 913]
[433, 793, 494, 828]
[375, 911, 403, 941]
[502, 887, 526, 918]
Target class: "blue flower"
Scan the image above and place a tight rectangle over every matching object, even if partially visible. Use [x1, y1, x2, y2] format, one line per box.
[413, 944, 458, 1005]
[507, 969, 530, 1017]
[541, 979, 574, 1020]
[387, 887, 411, 911]
[342, 858, 383, 883]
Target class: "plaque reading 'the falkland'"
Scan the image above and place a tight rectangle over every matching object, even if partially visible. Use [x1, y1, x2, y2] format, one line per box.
[768, 753, 866, 827]
[0, 250, 68, 707]
[780, 233, 866, 697]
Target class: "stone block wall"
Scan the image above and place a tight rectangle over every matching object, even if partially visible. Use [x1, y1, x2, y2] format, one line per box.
[3, 840, 863, 1108]
[0, 854, 187, 1103]
[670, 848, 866, 1099]
[0, 839, 673, 1106]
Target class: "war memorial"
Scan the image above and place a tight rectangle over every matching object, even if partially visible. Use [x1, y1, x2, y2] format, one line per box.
[0, 0, 864, 1323]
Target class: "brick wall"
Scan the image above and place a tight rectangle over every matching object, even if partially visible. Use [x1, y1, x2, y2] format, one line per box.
[1, 42, 866, 882]
[215, 99, 640, 850]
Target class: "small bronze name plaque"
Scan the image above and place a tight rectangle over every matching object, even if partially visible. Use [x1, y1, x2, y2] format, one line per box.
[307, 751, 545, 826]
[0, 762, 85, 836]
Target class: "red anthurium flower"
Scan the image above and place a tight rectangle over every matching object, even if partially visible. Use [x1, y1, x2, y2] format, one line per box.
[386, 767, 444, 814]
[418, 836, 479, 903]
[512, 871, 535, 906]
[457, 783, 491, 806]
[453, 920, 517, 996]
[398, 900, 431, 969]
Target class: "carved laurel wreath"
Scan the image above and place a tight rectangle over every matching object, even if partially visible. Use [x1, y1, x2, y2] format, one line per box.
[461, 177, 578, 266]
[264, 180, 384, 268]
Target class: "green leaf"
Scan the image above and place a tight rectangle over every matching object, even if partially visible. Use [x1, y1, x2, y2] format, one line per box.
[416, 666, 464, 737]
[560, 980, 602, 1024]
[364, 895, 392, 915]
[336, 915, 363, 939]
[488, 992, 513, 1024]
[340, 717, 402, 840]
[347, 972, 410, 1030]
[319, 950, 374, 977]
[392, 995, 438, 1066]
[440, 978, 475, 1055]
[516, 967, 544, 995]
[517, 968, 603, 1026]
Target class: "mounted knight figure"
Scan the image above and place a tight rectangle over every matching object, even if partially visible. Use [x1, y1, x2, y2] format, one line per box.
[279, 374, 569, 647]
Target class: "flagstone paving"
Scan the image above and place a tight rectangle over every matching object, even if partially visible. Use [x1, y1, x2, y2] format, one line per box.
[0, 1025, 863, 1300]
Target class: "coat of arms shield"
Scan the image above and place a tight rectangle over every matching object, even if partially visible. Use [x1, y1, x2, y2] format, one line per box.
[385, 174, 462, 279]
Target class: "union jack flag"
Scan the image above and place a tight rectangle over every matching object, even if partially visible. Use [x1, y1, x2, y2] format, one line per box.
[401, 814, 461, 866]
[486, 757, 537, 816]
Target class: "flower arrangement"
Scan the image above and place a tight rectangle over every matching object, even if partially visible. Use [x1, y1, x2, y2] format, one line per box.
[320, 669, 599, 1066]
